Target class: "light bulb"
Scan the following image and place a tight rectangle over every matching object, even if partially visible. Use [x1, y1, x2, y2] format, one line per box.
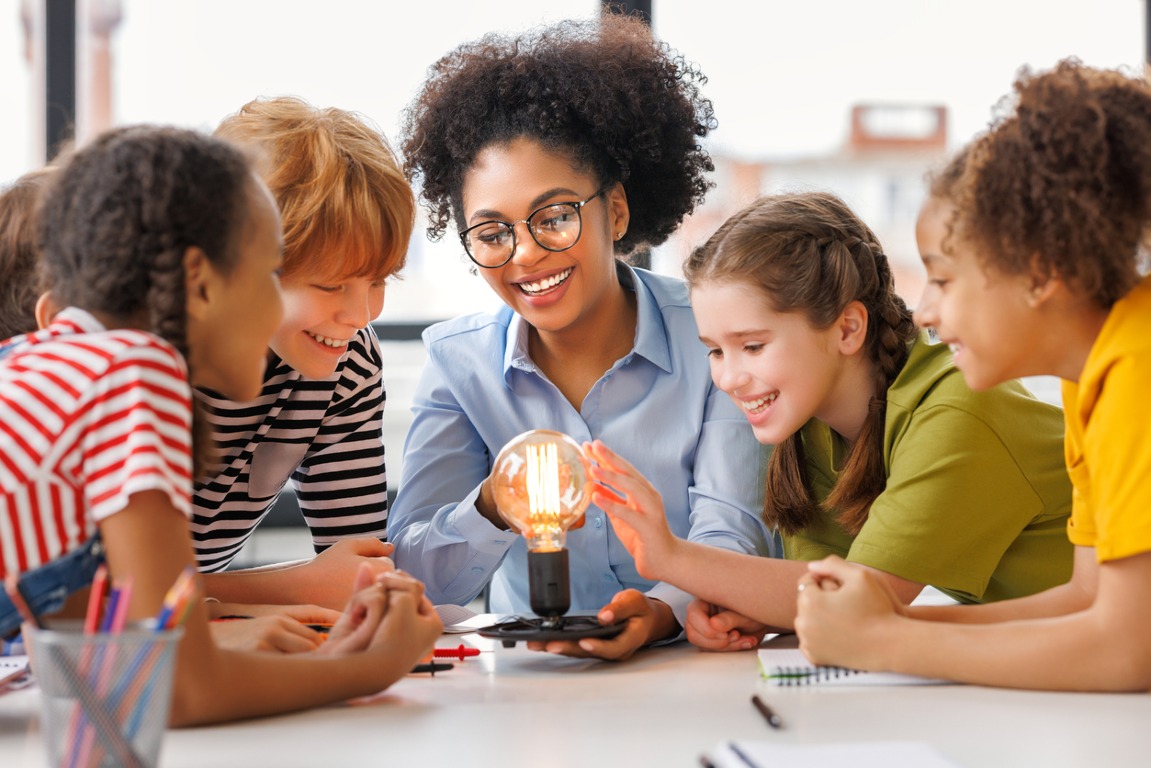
[491, 429, 591, 623]
[491, 429, 591, 552]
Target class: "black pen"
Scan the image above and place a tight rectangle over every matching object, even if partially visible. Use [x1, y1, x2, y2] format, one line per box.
[410, 662, 453, 676]
[751, 694, 783, 729]
[727, 741, 761, 768]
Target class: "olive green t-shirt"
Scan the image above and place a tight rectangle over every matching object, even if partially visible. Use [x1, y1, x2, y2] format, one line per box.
[780, 333, 1073, 603]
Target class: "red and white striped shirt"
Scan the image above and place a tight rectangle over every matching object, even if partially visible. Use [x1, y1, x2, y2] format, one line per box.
[0, 308, 193, 579]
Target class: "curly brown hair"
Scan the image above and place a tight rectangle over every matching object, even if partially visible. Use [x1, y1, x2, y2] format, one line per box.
[0, 167, 54, 339]
[954, 59, 1151, 308]
[399, 14, 717, 259]
[685, 192, 917, 536]
[37, 125, 255, 475]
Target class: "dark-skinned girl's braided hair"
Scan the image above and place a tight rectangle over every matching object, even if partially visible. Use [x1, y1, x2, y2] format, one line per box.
[38, 124, 254, 476]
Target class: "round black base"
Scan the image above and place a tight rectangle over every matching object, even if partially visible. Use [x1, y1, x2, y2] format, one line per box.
[476, 615, 626, 647]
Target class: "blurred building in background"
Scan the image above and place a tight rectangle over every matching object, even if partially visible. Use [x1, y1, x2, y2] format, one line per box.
[19, 0, 121, 161]
[661, 103, 949, 305]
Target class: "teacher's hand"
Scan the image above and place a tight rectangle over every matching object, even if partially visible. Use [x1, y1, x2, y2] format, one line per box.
[526, 589, 678, 661]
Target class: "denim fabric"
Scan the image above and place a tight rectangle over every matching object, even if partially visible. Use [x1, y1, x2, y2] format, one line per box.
[0, 535, 106, 640]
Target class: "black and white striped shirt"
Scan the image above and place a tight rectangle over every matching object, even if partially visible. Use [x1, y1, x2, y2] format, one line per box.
[192, 326, 388, 572]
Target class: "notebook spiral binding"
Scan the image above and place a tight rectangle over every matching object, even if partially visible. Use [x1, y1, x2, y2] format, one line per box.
[770, 665, 864, 686]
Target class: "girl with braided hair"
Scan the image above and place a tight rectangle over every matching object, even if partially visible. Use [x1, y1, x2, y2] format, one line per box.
[391, 14, 772, 661]
[0, 125, 441, 724]
[591, 190, 1072, 650]
[795, 60, 1151, 691]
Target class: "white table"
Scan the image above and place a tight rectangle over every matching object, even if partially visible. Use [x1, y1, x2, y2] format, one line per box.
[2, 629, 1149, 767]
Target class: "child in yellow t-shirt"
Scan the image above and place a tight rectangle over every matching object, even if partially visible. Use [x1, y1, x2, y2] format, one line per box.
[794, 59, 1151, 692]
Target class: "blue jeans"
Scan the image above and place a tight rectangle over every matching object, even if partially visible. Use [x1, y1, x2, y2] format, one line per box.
[0, 534, 106, 641]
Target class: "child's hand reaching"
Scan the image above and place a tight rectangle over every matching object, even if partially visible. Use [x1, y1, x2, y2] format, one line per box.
[300, 538, 397, 610]
[583, 440, 681, 582]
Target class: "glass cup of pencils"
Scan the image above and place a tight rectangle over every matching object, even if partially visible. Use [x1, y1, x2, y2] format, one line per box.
[17, 567, 196, 768]
[27, 621, 183, 768]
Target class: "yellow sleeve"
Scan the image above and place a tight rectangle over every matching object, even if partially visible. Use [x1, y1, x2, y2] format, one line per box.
[1082, 354, 1151, 561]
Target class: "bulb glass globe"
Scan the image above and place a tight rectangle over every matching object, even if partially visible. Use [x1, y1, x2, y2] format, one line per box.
[491, 429, 591, 552]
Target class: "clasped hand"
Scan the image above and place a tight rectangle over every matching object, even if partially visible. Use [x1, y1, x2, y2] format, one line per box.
[684, 599, 770, 652]
[212, 562, 441, 659]
[794, 556, 904, 669]
[317, 565, 442, 656]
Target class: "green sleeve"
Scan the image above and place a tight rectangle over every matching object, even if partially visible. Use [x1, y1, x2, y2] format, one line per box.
[846, 402, 1047, 600]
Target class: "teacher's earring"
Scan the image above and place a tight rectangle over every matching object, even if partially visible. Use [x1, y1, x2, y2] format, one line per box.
[616, 231, 626, 241]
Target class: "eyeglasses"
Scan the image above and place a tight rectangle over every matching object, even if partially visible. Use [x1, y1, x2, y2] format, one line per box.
[458, 187, 606, 269]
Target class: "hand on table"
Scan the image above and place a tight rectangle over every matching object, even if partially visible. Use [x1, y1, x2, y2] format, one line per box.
[205, 600, 342, 623]
[318, 565, 442, 658]
[526, 589, 678, 661]
[795, 556, 902, 669]
[210, 613, 331, 653]
[684, 599, 768, 652]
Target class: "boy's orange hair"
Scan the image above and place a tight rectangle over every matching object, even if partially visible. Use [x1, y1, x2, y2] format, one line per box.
[215, 96, 414, 281]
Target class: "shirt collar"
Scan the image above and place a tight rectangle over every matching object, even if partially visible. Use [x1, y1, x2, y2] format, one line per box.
[50, 307, 108, 335]
[502, 262, 673, 386]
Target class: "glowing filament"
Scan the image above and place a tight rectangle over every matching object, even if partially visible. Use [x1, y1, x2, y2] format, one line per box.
[491, 429, 591, 553]
[526, 442, 563, 548]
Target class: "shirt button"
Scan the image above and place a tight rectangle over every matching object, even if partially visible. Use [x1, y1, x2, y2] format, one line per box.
[594, 517, 603, 529]
[471, 567, 484, 574]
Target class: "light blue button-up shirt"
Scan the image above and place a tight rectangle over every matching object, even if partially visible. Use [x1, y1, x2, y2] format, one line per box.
[390, 265, 774, 626]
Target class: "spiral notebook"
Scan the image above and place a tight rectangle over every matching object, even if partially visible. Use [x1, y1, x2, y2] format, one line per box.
[758, 648, 950, 686]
